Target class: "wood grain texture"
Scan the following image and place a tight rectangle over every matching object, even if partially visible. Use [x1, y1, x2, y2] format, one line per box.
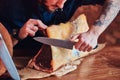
[13, 46, 120, 80]
[29, 46, 120, 80]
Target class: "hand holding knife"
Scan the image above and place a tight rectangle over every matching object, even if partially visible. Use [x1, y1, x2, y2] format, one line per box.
[33, 37, 97, 50]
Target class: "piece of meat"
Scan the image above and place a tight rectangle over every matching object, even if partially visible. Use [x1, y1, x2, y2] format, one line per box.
[19, 13, 105, 80]
[27, 14, 104, 72]
[27, 45, 53, 72]
[27, 14, 90, 72]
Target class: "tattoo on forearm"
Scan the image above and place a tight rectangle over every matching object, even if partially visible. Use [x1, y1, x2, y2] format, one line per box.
[94, 0, 120, 27]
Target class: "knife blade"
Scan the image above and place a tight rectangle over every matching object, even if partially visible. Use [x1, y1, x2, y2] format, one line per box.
[33, 37, 75, 49]
[0, 34, 20, 80]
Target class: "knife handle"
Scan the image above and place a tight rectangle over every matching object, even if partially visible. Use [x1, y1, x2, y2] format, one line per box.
[93, 45, 98, 49]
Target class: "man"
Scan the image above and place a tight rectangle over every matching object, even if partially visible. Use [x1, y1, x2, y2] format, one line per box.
[0, 0, 119, 52]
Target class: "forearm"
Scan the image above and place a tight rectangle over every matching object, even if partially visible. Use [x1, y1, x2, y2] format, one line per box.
[90, 0, 120, 36]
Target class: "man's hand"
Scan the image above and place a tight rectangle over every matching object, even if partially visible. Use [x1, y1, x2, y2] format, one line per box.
[70, 0, 120, 52]
[18, 19, 47, 40]
[71, 29, 99, 52]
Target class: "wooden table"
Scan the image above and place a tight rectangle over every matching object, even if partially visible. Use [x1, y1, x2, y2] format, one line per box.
[1, 45, 120, 80]
[31, 46, 120, 80]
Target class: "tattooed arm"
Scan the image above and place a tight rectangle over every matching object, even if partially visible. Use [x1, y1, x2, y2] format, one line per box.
[93, 0, 120, 35]
[71, 0, 120, 52]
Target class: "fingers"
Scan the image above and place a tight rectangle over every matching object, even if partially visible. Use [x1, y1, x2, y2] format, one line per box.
[27, 25, 38, 37]
[30, 25, 38, 32]
[29, 19, 47, 30]
[19, 19, 47, 39]
[27, 19, 47, 36]
[73, 34, 96, 52]
[75, 40, 93, 52]
[70, 34, 79, 41]
[36, 20, 47, 30]
[80, 43, 92, 52]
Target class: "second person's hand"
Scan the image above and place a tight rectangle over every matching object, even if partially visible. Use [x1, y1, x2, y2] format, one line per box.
[18, 19, 47, 40]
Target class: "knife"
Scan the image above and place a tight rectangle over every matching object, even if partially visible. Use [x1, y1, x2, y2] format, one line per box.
[33, 37, 75, 49]
[0, 34, 20, 80]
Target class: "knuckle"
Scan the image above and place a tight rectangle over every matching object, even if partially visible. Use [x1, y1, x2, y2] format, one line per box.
[36, 19, 41, 23]
[29, 19, 33, 21]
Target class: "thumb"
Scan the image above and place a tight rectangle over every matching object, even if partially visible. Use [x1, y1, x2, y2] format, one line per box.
[37, 20, 48, 30]
[70, 34, 80, 41]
